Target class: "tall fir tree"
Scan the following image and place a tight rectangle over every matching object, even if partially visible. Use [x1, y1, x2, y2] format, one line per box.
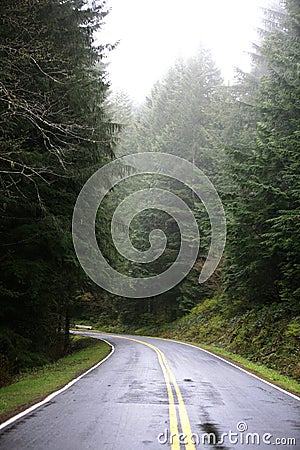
[0, 0, 116, 379]
[225, 0, 300, 308]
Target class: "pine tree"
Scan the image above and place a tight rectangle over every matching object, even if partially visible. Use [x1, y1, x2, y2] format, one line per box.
[0, 0, 116, 377]
[107, 49, 228, 325]
[225, 0, 300, 307]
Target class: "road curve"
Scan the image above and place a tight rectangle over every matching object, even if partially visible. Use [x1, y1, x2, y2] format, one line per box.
[0, 332, 299, 450]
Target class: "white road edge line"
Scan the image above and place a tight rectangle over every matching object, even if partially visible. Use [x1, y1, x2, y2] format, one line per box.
[0, 336, 115, 431]
[82, 332, 300, 403]
[147, 336, 300, 402]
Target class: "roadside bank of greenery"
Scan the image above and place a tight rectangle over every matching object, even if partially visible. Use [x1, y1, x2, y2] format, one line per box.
[0, 336, 111, 424]
[133, 295, 300, 394]
[182, 342, 300, 395]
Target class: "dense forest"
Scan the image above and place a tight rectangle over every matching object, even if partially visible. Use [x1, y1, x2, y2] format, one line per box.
[1, 0, 299, 384]
[0, 0, 117, 383]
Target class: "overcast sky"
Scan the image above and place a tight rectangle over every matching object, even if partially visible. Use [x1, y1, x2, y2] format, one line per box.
[99, 0, 271, 103]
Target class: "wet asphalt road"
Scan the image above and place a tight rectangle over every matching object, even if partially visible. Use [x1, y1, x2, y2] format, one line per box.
[0, 332, 299, 450]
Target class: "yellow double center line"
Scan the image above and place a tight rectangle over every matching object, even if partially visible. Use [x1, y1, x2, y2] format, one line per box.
[110, 335, 196, 450]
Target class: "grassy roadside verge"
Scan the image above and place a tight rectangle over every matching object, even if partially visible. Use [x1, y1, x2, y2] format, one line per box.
[131, 295, 300, 397]
[0, 336, 111, 424]
[169, 339, 300, 396]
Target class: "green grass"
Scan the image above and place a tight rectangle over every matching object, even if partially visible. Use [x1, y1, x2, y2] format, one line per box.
[0, 337, 111, 422]
[174, 340, 300, 395]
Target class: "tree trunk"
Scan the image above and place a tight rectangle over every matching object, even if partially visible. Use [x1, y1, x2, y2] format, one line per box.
[64, 304, 70, 354]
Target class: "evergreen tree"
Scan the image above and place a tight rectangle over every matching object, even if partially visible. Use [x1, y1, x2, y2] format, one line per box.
[225, 0, 300, 307]
[108, 49, 228, 325]
[0, 0, 116, 378]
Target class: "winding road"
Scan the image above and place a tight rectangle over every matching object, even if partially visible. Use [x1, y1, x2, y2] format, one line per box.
[0, 332, 299, 449]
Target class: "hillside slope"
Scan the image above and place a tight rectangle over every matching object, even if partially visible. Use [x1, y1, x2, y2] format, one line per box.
[148, 296, 299, 381]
